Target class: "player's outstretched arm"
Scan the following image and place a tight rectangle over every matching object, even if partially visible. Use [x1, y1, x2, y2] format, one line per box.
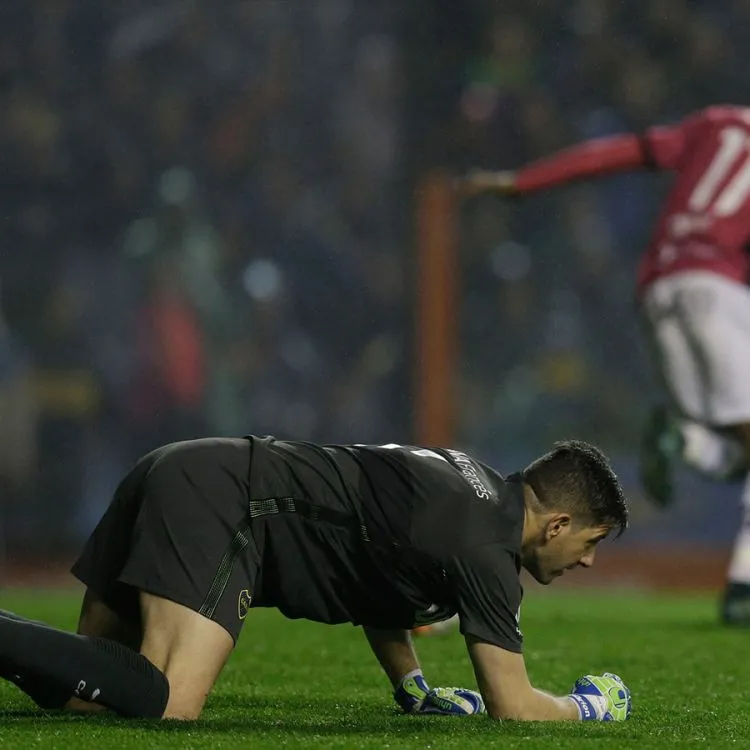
[363, 627, 484, 715]
[458, 133, 651, 198]
[466, 637, 631, 721]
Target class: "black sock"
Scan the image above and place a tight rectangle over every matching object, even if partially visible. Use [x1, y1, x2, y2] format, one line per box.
[0, 610, 72, 710]
[0, 610, 169, 718]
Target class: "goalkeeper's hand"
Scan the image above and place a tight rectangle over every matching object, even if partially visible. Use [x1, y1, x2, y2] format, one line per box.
[394, 670, 485, 715]
[568, 672, 632, 721]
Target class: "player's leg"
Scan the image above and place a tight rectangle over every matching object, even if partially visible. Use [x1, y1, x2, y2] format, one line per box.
[99, 437, 257, 717]
[0, 492, 159, 717]
[641, 412, 750, 623]
[65, 586, 238, 720]
[137, 592, 235, 719]
[640, 405, 683, 508]
[78, 437, 258, 718]
[642, 410, 747, 505]
[65, 588, 237, 720]
[0, 604, 170, 717]
[721, 421, 750, 625]
[642, 272, 750, 623]
[57, 448, 159, 712]
[76, 586, 141, 648]
[638, 275, 706, 507]
[639, 273, 750, 503]
[675, 421, 747, 481]
[0, 437, 259, 719]
[58, 586, 144, 713]
[114, 438, 257, 717]
[0, 588, 236, 719]
[0, 608, 79, 711]
[0, 438, 257, 718]
[0, 586, 144, 713]
[0, 450, 156, 713]
[678, 277, 750, 625]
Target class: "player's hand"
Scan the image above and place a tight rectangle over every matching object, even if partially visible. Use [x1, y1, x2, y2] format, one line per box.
[568, 672, 632, 721]
[394, 671, 485, 715]
[419, 686, 485, 715]
[455, 169, 518, 197]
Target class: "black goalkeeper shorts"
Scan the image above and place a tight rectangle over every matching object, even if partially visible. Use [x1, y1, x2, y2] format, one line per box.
[71, 438, 259, 643]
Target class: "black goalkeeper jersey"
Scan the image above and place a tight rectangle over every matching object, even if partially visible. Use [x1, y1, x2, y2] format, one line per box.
[246, 435, 526, 652]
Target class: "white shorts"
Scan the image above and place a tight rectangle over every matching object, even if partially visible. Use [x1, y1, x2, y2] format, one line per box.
[640, 271, 750, 426]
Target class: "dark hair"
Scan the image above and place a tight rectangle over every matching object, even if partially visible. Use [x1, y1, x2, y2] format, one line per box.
[520, 439, 629, 537]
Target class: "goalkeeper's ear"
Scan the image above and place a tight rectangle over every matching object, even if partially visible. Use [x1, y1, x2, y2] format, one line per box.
[543, 513, 572, 541]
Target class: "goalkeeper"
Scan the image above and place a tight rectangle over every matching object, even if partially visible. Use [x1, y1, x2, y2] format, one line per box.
[0, 435, 631, 722]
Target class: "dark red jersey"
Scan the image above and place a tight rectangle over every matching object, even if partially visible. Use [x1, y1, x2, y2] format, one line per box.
[637, 106, 750, 289]
[513, 105, 750, 292]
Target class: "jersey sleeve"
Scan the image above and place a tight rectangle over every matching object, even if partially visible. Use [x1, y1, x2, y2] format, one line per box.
[514, 134, 647, 193]
[448, 544, 524, 653]
[641, 111, 706, 171]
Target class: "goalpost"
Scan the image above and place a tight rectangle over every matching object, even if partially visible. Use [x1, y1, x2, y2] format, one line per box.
[413, 170, 459, 447]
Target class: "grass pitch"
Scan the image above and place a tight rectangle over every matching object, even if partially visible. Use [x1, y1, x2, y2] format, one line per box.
[0, 588, 746, 748]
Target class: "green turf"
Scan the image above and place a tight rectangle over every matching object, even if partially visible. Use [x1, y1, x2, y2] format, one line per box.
[0, 588, 746, 748]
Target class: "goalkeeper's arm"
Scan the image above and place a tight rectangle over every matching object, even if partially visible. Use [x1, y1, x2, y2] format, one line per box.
[466, 636, 634, 721]
[363, 626, 421, 689]
[467, 637, 578, 720]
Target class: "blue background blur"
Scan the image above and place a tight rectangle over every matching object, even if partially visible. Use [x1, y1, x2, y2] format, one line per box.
[0, 0, 744, 561]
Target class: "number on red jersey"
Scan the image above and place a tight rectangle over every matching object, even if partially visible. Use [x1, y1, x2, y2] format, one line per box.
[688, 126, 750, 217]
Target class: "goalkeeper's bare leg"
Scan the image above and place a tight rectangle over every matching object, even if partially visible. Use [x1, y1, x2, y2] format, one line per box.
[136, 591, 234, 719]
[0, 588, 234, 719]
[71, 587, 234, 717]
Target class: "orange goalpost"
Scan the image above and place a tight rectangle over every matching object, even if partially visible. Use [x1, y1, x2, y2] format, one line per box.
[413, 170, 459, 447]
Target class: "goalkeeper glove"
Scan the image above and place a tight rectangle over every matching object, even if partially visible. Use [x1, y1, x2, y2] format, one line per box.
[568, 672, 632, 721]
[393, 670, 485, 715]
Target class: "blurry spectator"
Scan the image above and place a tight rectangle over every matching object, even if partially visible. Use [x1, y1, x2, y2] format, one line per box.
[334, 34, 402, 186]
[230, 258, 325, 440]
[123, 167, 237, 439]
[30, 275, 101, 555]
[125, 254, 208, 452]
[0, 284, 37, 556]
[123, 167, 229, 328]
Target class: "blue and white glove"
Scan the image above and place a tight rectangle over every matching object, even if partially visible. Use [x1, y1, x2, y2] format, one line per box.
[394, 670, 485, 715]
[568, 672, 632, 721]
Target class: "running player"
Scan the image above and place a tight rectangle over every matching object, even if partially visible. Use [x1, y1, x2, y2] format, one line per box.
[0, 435, 630, 721]
[461, 105, 750, 624]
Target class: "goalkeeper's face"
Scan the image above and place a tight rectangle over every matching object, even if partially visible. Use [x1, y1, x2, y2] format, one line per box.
[526, 517, 610, 585]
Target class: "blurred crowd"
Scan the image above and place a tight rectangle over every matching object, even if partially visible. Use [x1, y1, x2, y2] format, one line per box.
[0, 0, 407, 552]
[0, 0, 747, 552]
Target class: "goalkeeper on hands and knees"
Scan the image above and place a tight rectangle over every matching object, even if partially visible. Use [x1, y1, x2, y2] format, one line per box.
[0, 435, 631, 722]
